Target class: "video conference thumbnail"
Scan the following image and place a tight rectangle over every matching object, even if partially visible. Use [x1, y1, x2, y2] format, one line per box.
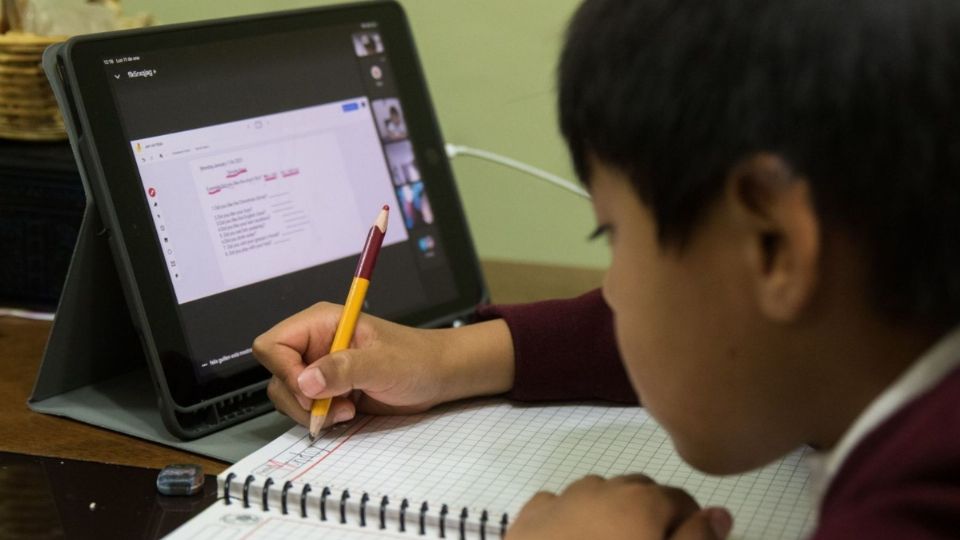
[384, 140, 420, 186]
[372, 98, 407, 141]
[396, 181, 433, 229]
[352, 31, 384, 57]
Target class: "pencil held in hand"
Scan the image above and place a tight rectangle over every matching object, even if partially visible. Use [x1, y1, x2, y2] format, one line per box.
[309, 205, 389, 439]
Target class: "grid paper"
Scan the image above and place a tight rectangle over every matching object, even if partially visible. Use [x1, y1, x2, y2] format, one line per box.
[168, 507, 408, 540]
[202, 399, 814, 539]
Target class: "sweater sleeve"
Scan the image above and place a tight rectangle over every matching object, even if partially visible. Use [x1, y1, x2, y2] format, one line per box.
[475, 289, 639, 404]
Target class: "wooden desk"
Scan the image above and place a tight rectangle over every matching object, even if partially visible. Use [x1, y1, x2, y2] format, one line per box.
[0, 260, 602, 474]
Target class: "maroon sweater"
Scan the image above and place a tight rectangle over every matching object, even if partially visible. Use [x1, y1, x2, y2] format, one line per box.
[478, 290, 960, 538]
[477, 288, 637, 404]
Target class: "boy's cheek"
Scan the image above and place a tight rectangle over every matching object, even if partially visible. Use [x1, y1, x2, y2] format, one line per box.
[600, 243, 624, 312]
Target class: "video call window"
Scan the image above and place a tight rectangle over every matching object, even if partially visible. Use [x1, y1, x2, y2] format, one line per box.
[385, 140, 420, 186]
[349, 30, 433, 234]
[384, 140, 433, 230]
[373, 98, 408, 141]
[352, 31, 384, 57]
[396, 181, 434, 229]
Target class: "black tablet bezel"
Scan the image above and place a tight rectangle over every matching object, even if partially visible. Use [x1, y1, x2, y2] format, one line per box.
[57, 1, 487, 410]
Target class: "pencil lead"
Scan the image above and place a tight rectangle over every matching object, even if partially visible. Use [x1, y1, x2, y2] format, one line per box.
[309, 414, 322, 441]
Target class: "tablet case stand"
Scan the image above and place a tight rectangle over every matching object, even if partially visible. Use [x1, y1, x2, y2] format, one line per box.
[28, 202, 294, 463]
[27, 45, 293, 464]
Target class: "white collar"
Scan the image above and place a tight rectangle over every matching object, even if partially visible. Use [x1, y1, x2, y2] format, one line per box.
[807, 324, 960, 506]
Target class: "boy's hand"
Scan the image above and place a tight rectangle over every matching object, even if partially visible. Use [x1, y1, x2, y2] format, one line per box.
[507, 475, 733, 540]
[252, 302, 514, 429]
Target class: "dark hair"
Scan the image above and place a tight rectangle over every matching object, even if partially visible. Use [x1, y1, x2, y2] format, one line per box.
[559, 0, 960, 325]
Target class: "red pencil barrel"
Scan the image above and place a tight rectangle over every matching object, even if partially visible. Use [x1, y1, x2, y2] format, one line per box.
[355, 226, 385, 280]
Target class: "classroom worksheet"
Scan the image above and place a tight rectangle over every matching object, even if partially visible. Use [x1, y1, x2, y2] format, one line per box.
[168, 399, 814, 540]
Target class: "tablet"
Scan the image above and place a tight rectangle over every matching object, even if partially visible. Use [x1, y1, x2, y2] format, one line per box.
[46, 0, 487, 439]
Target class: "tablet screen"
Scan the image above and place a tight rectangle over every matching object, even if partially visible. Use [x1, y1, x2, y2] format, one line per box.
[66, 4, 484, 404]
[130, 98, 411, 307]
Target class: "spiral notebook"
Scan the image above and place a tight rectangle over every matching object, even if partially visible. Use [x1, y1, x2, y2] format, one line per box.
[165, 399, 814, 539]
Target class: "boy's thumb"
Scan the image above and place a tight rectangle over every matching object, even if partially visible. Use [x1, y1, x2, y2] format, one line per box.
[299, 349, 376, 398]
[670, 507, 733, 540]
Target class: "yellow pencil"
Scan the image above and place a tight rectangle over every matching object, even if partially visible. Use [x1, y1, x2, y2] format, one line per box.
[309, 205, 389, 439]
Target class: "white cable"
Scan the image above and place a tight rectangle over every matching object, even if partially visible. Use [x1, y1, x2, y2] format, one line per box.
[445, 143, 590, 200]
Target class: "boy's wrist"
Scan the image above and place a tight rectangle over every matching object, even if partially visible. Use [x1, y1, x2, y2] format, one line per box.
[435, 318, 515, 403]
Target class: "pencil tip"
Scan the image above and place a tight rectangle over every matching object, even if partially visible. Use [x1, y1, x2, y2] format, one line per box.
[375, 205, 389, 233]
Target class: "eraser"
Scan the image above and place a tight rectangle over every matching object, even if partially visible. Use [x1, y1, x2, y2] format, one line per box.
[157, 463, 205, 496]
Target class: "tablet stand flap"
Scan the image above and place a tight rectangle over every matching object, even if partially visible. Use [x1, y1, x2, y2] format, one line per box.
[29, 366, 294, 463]
[26, 202, 292, 461]
[29, 203, 144, 402]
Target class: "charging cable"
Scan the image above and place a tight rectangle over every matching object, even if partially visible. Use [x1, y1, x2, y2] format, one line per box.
[444, 143, 590, 200]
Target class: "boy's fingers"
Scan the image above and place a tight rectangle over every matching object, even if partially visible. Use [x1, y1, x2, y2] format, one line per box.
[267, 376, 309, 426]
[670, 508, 733, 540]
[253, 301, 346, 390]
[325, 398, 358, 427]
[609, 473, 655, 485]
[519, 490, 556, 514]
[268, 377, 357, 429]
[298, 350, 382, 399]
[294, 393, 312, 411]
[253, 335, 310, 397]
[655, 485, 701, 518]
[297, 361, 328, 397]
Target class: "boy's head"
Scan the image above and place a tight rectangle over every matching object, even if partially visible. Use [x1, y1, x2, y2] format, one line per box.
[559, 0, 960, 473]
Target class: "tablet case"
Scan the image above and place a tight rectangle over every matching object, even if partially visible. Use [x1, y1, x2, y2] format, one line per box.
[28, 43, 298, 462]
[29, 25, 484, 459]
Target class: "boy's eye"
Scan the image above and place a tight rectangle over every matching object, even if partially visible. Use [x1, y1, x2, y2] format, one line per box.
[588, 224, 612, 242]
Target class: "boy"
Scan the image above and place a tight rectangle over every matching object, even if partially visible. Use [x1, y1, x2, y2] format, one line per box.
[253, 0, 960, 537]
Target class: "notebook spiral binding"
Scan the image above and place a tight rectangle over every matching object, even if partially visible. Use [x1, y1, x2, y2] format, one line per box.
[221, 472, 509, 538]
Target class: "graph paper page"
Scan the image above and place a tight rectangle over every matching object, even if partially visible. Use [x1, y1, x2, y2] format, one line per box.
[217, 399, 812, 539]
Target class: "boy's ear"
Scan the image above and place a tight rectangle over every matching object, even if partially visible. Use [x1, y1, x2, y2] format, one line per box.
[726, 154, 820, 321]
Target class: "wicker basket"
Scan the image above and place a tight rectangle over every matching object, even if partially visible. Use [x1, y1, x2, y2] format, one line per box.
[0, 31, 66, 141]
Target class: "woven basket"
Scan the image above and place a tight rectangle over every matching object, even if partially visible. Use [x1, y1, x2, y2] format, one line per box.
[0, 31, 66, 141]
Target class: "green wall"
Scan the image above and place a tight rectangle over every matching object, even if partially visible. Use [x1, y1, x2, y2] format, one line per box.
[122, 0, 608, 269]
